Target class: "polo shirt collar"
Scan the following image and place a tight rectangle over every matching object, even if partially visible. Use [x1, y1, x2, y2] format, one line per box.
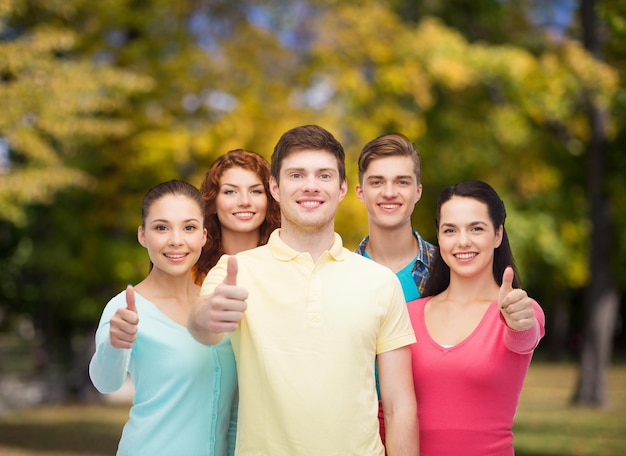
[268, 229, 345, 262]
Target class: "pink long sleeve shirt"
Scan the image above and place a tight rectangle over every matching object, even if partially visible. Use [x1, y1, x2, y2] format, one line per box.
[407, 297, 545, 456]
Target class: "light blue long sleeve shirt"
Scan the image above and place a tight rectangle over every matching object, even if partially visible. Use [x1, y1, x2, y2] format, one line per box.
[89, 290, 238, 456]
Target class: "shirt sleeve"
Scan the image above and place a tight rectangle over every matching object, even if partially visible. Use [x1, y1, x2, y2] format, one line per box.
[503, 300, 546, 354]
[88, 292, 132, 393]
[377, 273, 417, 354]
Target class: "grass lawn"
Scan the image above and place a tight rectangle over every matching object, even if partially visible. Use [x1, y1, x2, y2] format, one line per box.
[0, 363, 624, 455]
[514, 363, 626, 456]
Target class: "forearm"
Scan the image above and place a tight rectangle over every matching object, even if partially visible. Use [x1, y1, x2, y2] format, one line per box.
[384, 403, 419, 456]
[89, 333, 130, 393]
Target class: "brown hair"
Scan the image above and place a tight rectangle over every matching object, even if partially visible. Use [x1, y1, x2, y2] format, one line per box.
[358, 133, 422, 185]
[270, 125, 346, 185]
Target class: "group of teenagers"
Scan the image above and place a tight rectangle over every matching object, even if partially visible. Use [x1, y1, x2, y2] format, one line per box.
[89, 125, 545, 456]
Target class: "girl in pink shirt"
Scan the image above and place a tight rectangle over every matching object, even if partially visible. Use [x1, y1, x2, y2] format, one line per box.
[407, 180, 545, 456]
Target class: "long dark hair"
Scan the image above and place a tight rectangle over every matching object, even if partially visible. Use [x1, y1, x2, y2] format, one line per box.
[192, 149, 280, 285]
[423, 180, 519, 297]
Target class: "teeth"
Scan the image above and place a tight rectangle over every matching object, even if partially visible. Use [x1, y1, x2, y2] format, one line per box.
[165, 254, 186, 259]
[235, 212, 254, 217]
[455, 253, 476, 259]
[380, 204, 399, 209]
[300, 201, 320, 207]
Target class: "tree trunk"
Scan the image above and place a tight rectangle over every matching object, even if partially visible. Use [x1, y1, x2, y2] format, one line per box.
[572, 0, 620, 406]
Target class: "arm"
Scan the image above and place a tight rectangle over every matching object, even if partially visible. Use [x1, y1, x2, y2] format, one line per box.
[377, 345, 419, 456]
[498, 267, 546, 354]
[89, 288, 137, 393]
[89, 331, 131, 393]
[502, 301, 546, 354]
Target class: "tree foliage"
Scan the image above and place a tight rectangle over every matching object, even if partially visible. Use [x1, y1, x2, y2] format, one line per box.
[0, 0, 623, 400]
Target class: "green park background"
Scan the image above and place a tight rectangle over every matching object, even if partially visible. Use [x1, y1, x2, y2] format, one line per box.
[1, 0, 625, 454]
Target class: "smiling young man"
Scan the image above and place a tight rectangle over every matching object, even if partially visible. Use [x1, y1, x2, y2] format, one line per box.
[189, 125, 418, 456]
[356, 133, 436, 301]
[355, 133, 436, 447]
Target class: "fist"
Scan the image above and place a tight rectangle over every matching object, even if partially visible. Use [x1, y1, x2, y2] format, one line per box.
[191, 256, 248, 342]
[498, 267, 536, 332]
[109, 284, 139, 349]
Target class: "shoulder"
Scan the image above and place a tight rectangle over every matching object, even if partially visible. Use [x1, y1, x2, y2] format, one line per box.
[407, 296, 431, 312]
[343, 249, 393, 273]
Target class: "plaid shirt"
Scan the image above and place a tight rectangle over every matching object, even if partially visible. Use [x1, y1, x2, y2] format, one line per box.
[355, 229, 436, 297]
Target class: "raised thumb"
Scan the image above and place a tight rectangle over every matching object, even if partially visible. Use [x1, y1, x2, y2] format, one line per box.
[223, 255, 238, 286]
[126, 284, 137, 313]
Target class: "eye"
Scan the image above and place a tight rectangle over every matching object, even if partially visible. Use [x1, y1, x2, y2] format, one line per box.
[290, 172, 303, 179]
[251, 188, 264, 195]
[369, 179, 382, 186]
[398, 180, 411, 186]
[319, 173, 332, 180]
[223, 189, 236, 195]
[155, 225, 168, 231]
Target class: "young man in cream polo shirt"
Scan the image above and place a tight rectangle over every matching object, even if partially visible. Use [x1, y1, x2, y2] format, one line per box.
[189, 125, 418, 456]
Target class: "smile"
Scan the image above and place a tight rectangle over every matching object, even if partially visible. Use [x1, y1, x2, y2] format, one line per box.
[164, 253, 187, 259]
[454, 253, 477, 259]
[299, 201, 322, 208]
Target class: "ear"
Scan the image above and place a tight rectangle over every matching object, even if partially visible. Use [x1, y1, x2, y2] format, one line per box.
[415, 184, 423, 202]
[495, 225, 504, 248]
[355, 183, 364, 203]
[338, 179, 348, 202]
[138, 226, 147, 248]
[269, 176, 280, 202]
[201, 227, 208, 247]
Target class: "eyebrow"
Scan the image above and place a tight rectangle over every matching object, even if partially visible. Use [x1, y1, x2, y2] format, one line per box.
[150, 218, 202, 224]
[221, 182, 264, 188]
[440, 220, 489, 227]
[284, 167, 337, 174]
[366, 174, 414, 180]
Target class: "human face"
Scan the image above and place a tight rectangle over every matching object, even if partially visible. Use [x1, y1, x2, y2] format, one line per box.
[216, 167, 268, 236]
[356, 155, 422, 230]
[270, 149, 347, 233]
[138, 194, 207, 276]
[437, 196, 503, 280]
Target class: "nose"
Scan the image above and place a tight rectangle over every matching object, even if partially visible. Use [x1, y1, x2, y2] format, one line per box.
[168, 229, 183, 246]
[457, 230, 471, 246]
[238, 191, 251, 206]
[302, 175, 320, 192]
[382, 181, 396, 198]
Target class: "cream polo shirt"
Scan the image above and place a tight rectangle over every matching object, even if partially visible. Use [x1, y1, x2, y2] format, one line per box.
[202, 229, 416, 456]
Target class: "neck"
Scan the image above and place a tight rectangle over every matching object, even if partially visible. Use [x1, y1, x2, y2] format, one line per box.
[221, 229, 261, 255]
[442, 272, 499, 305]
[279, 224, 336, 262]
[366, 223, 416, 272]
[136, 270, 199, 303]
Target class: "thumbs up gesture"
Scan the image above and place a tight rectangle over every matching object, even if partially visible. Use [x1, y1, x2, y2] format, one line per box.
[498, 267, 535, 331]
[189, 256, 248, 344]
[109, 284, 140, 349]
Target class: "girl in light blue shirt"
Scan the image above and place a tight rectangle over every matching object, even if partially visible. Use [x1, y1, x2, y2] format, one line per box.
[89, 180, 237, 456]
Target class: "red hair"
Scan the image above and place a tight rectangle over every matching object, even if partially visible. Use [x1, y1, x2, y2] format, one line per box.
[192, 149, 280, 285]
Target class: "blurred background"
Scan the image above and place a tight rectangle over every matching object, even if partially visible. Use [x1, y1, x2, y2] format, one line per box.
[0, 0, 624, 432]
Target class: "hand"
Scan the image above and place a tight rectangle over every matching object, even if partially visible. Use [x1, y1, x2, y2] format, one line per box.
[498, 267, 536, 331]
[109, 284, 139, 349]
[194, 256, 248, 335]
